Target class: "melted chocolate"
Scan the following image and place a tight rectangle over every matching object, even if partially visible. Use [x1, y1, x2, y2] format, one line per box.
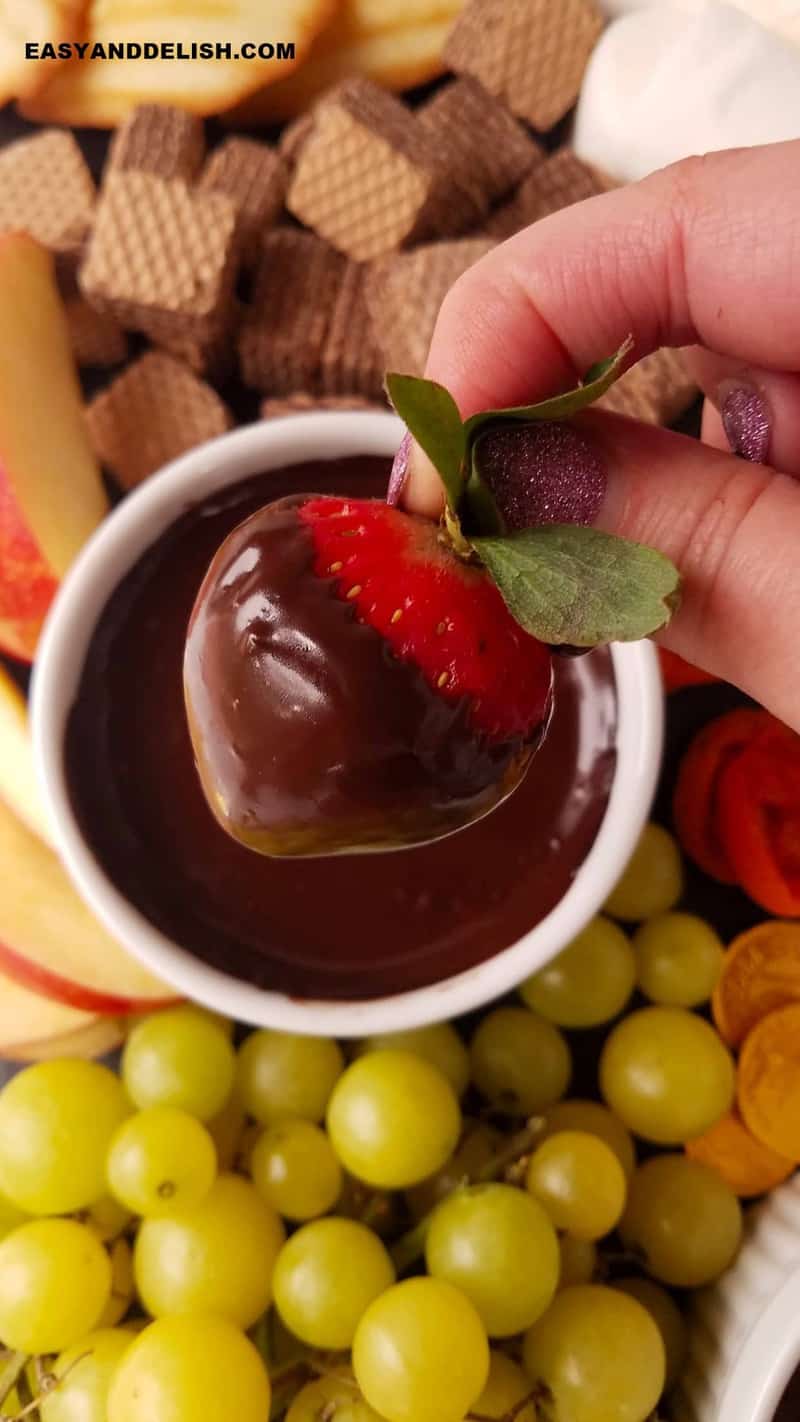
[66, 457, 617, 1000]
[774, 1367, 800, 1422]
[184, 495, 544, 857]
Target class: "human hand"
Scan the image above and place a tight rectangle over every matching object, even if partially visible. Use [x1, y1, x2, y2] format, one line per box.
[389, 141, 800, 731]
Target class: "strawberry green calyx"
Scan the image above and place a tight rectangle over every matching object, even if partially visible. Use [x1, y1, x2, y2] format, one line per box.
[385, 341, 682, 649]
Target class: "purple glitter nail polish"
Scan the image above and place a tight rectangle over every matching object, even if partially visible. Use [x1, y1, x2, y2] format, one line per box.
[721, 386, 770, 464]
[475, 422, 606, 531]
[387, 431, 412, 506]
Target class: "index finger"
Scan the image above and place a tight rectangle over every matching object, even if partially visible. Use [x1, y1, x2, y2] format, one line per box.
[426, 141, 800, 416]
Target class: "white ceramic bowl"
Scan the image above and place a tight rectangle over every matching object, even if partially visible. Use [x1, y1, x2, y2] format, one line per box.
[31, 410, 664, 1036]
[675, 1174, 800, 1422]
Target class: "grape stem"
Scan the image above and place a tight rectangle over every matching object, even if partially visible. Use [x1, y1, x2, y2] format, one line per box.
[0, 1352, 27, 1415]
[468, 1384, 548, 1421]
[2, 1351, 91, 1422]
[390, 1122, 543, 1273]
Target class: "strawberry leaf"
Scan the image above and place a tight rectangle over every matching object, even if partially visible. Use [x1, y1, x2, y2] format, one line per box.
[471, 524, 680, 646]
[462, 337, 633, 442]
[385, 373, 466, 512]
[464, 456, 506, 536]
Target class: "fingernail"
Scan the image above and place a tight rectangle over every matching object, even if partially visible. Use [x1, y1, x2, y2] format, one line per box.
[475, 422, 606, 531]
[387, 431, 412, 506]
[720, 383, 770, 463]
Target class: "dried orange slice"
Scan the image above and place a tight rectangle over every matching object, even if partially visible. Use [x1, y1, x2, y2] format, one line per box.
[712, 920, 800, 1048]
[738, 1003, 800, 1161]
[686, 1110, 794, 1197]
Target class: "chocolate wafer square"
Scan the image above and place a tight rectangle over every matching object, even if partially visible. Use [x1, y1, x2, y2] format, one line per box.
[487, 149, 612, 239]
[0, 130, 94, 259]
[260, 392, 384, 419]
[154, 299, 244, 382]
[64, 295, 127, 368]
[239, 230, 346, 393]
[107, 105, 206, 182]
[419, 78, 543, 233]
[279, 112, 315, 168]
[79, 172, 240, 347]
[287, 78, 448, 261]
[320, 262, 385, 400]
[365, 237, 495, 375]
[444, 0, 604, 132]
[199, 138, 287, 266]
[86, 350, 232, 490]
[598, 348, 698, 426]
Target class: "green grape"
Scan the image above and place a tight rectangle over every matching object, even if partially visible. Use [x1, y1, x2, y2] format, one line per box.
[250, 1119, 342, 1221]
[558, 1234, 597, 1289]
[236, 1030, 343, 1126]
[78, 1196, 133, 1243]
[107, 1107, 217, 1217]
[0, 1059, 130, 1215]
[97, 1238, 134, 1328]
[525, 1132, 627, 1241]
[353, 1277, 489, 1422]
[0, 1190, 28, 1241]
[633, 912, 725, 1007]
[122, 1007, 235, 1122]
[192, 1007, 235, 1039]
[614, 1277, 688, 1389]
[469, 1008, 571, 1116]
[620, 1155, 742, 1288]
[599, 1007, 735, 1144]
[107, 1315, 270, 1422]
[520, 917, 636, 1028]
[0, 1219, 111, 1354]
[424, 1183, 559, 1337]
[604, 823, 683, 922]
[358, 1024, 469, 1098]
[273, 1217, 395, 1349]
[134, 1172, 285, 1328]
[522, 1285, 665, 1422]
[405, 1120, 502, 1221]
[286, 1370, 385, 1422]
[41, 1329, 133, 1422]
[542, 1100, 636, 1178]
[471, 1353, 537, 1421]
[206, 1089, 247, 1171]
[327, 1050, 460, 1189]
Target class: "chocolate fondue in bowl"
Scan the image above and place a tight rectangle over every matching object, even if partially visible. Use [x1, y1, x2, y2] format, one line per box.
[32, 412, 663, 1034]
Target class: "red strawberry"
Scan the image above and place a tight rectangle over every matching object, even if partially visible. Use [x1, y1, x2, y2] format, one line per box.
[184, 492, 553, 858]
[184, 352, 681, 859]
[300, 496, 552, 743]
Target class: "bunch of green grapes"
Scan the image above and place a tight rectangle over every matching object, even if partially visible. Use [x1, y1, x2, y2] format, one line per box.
[0, 842, 750, 1422]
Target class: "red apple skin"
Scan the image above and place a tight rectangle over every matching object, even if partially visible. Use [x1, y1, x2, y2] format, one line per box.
[0, 466, 58, 663]
[0, 935, 180, 1015]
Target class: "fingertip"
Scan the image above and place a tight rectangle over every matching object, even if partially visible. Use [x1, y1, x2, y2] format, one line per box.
[386, 432, 443, 519]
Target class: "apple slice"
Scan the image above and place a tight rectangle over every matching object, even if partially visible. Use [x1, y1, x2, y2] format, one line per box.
[0, 234, 107, 662]
[0, 964, 104, 1055]
[0, 794, 178, 1014]
[0, 663, 53, 846]
[20, 0, 337, 126]
[11, 1016, 125, 1062]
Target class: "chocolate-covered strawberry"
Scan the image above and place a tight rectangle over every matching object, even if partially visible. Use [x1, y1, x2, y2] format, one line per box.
[185, 346, 680, 857]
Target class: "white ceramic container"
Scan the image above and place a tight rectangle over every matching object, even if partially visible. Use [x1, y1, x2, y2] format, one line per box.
[32, 410, 663, 1036]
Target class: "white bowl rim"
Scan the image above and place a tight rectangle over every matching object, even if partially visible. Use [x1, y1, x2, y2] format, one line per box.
[718, 1268, 800, 1422]
[31, 410, 664, 1036]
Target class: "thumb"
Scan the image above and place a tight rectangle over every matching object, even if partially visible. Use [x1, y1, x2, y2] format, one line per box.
[389, 405, 800, 731]
[579, 410, 800, 730]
